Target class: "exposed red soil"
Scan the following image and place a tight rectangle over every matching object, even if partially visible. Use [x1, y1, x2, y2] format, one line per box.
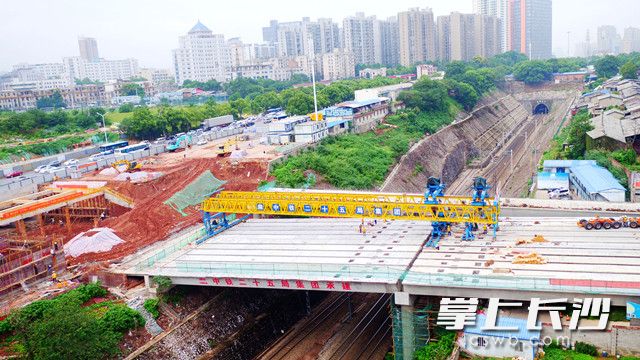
[69, 158, 271, 264]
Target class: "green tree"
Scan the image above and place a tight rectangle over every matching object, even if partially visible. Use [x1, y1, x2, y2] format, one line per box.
[444, 61, 469, 80]
[444, 79, 479, 110]
[15, 298, 120, 360]
[564, 110, 594, 159]
[118, 103, 134, 113]
[286, 92, 315, 115]
[620, 60, 639, 79]
[595, 55, 621, 78]
[513, 60, 553, 84]
[120, 83, 144, 97]
[36, 91, 66, 109]
[398, 77, 448, 112]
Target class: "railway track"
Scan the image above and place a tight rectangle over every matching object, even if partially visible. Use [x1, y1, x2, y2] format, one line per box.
[255, 292, 356, 360]
[320, 294, 392, 360]
[255, 293, 392, 360]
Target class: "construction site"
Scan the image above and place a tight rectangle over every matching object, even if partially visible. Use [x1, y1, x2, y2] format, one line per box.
[0, 82, 639, 360]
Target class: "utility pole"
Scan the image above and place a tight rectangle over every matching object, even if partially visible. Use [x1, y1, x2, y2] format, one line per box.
[308, 38, 319, 120]
[510, 149, 513, 173]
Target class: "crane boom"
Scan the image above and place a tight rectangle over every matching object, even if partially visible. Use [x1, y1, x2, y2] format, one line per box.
[201, 191, 499, 225]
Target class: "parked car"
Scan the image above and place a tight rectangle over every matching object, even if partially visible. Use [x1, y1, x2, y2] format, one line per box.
[63, 159, 79, 166]
[34, 165, 48, 173]
[196, 139, 208, 146]
[47, 160, 62, 167]
[5, 170, 23, 178]
[36, 165, 59, 174]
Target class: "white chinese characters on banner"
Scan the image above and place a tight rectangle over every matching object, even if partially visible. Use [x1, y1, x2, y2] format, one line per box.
[436, 297, 611, 331]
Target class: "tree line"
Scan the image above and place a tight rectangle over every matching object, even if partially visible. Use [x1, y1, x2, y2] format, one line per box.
[119, 76, 403, 139]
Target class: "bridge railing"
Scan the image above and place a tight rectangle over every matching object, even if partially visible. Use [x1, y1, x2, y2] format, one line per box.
[134, 227, 208, 271]
[402, 272, 640, 296]
[170, 261, 406, 283]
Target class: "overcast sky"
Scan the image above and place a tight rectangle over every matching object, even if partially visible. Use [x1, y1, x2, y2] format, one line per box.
[1, 0, 639, 72]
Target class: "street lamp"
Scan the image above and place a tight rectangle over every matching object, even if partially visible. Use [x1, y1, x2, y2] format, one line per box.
[97, 113, 108, 143]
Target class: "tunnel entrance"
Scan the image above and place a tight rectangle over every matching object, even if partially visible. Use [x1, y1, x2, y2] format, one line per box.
[533, 103, 550, 115]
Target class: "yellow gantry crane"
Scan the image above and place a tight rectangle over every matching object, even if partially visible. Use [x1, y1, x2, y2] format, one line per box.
[201, 177, 500, 247]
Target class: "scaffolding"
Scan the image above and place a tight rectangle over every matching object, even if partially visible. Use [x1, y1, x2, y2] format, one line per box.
[391, 298, 433, 360]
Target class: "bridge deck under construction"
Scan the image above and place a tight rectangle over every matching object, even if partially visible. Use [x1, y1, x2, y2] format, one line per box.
[118, 217, 640, 301]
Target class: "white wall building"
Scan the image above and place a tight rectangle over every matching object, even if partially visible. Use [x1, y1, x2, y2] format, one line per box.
[63, 56, 139, 82]
[322, 49, 355, 81]
[173, 21, 231, 85]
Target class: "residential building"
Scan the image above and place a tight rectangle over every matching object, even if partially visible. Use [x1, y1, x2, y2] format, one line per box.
[597, 25, 622, 55]
[317, 18, 341, 53]
[437, 13, 501, 62]
[78, 37, 99, 62]
[63, 56, 139, 83]
[473, 0, 507, 51]
[378, 17, 400, 66]
[227, 37, 254, 67]
[343, 12, 379, 65]
[623, 27, 640, 54]
[12, 63, 67, 81]
[552, 71, 588, 84]
[398, 8, 436, 66]
[253, 43, 278, 60]
[172, 21, 231, 85]
[262, 20, 279, 44]
[277, 21, 306, 57]
[322, 49, 355, 81]
[574, 30, 594, 58]
[139, 68, 176, 92]
[0, 84, 114, 111]
[416, 64, 438, 79]
[359, 67, 387, 78]
[506, 0, 552, 59]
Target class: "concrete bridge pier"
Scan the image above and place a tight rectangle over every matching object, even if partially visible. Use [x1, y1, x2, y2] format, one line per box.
[393, 292, 417, 360]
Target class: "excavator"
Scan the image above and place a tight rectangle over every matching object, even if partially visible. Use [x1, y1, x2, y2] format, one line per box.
[111, 160, 142, 173]
[217, 137, 239, 157]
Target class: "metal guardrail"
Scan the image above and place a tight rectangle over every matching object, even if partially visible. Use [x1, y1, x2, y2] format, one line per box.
[402, 272, 640, 296]
[134, 227, 208, 271]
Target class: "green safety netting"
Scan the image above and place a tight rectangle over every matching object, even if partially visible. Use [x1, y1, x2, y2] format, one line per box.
[164, 170, 226, 216]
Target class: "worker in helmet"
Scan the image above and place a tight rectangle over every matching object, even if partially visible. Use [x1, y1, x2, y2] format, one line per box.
[51, 272, 58, 283]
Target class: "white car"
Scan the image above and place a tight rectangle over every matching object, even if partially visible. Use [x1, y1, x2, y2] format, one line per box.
[63, 159, 79, 166]
[196, 139, 208, 146]
[37, 165, 60, 174]
[34, 165, 47, 173]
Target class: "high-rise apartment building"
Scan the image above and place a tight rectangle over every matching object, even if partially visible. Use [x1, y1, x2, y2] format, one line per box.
[262, 20, 279, 44]
[63, 56, 139, 82]
[597, 25, 622, 55]
[343, 13, 379, 65]
[623, 27, 640, 54]
[506, 0, 552, 59]
[322, 49, 356, 80]
[78, 37, 100, 62]
[172, 21, 230, 84]
[472, 0, 507, 52]
[276, 21, 306, 57]
[378, 17, 400, 66]
[398, 8, 436, 66]
[437, 13, 501, 62]
[318, 18, 341, 53]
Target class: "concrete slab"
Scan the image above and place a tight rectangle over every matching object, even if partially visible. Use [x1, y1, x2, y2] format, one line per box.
[404, 217, 640, 300]
[119, 218, 430, 292]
